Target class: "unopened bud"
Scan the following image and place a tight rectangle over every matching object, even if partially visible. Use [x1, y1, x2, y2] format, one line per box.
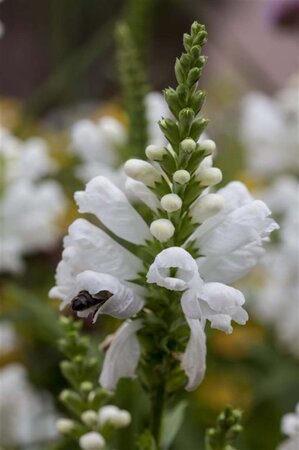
[145, 144, 166, 161]
[80, 381, 93, 393]
[173, 170, 190, 185]
[200, 139, 216, 155]
[196, 167, 223, 186]
[81, 410, 98, 427]
[150, 219, 175, 242]
[56, 418, 75, 434]
[190, 193, 224, 223]
[98, 405, 131, 428]
[79, 432, 106, 450]
[180, 138, 196, 154]
[124, 159, 161, 187]
[161, 193, 182, 212]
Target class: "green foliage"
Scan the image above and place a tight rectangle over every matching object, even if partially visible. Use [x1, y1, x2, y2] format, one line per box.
[205, 406, 243, 450]
[116, 22, 149, 159]
[160, 401, 188, 449]
[137, 430, 158, 450]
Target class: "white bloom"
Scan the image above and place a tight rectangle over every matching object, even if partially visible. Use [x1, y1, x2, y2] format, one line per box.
[180, 138, 196, 153]
[0, 129, 67, 273]
[277, 404, 299, 450]
[150, 218, 175, 242]
[190, 193, 224, 223]
[0, 364, 58, 446]
[147, 247, 248, 390]
[100, 320, 142, 391]
[124, 159, 162, 187]
[194, 182, 279, 284]
[125, 178, 160, 212]
[241, 82, 299, 177]
[98, 405, 131, 428]
[196, 167, 223, 187]
[145, 144, 167, 161]
[199, 139, 216, 155]
[79, 432, 106, 450]
[56, 418, 75, 434]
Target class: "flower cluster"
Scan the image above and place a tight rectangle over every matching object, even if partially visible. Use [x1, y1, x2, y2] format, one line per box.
[51, 22, 278, 399]
[0, 127, 67, 273]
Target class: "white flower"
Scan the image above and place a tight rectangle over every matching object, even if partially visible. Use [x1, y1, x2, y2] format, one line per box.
[241, 81, 299, 177]
[125, 178, 160, 212]
[147, 247, 248, 390]
[0, 129, 67, 273]
[173, 170, 190, 185]
[277, 404, 299, 450]
[98, 405, 131, 428]
[81, 410, 98, 427]
[189, 193, 224, 223]
[56, 418, 75, 434]
[0, 363, 58, 446]
[79, 432, 106, 450]
[194, 182, 279, 284]
[99, 320, 142, 391]
[161, 193, 182, 213]
[150, 218, 175, 242]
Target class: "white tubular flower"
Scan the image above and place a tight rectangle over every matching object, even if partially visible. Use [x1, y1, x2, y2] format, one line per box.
[161, 193, 182, 213]
[79, 432, 106, 450]
[98, 405, 131, 428]
[194, 182, 279, 284]
[100, 320, 142, 391]
[75, 176, 151, 245]
[145, 144, 167, 161]
[150, 219, 175, 242]
[56, 418, 74, 434]
[173, 170, 190, 185]
[180, 138, 197, 153]
[196, 167, 223, 187]
[181, 318, 206, 391]
[147, 247, 248, 388]
[125, 178, 160, 212]
[124, 159, 162, 187]
[190, 193, 224, 223]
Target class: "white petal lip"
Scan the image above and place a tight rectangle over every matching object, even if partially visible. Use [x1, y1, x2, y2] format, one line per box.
[76, 270, 144, 320]
[65, 218, 142, 281]
[199, 282, 245, 311]
[74, 176, 151, 245]
[147, 247, 201, 291]
[180, 289, 202, 319]
[181, 318, 206, 391]
[125, 177, 160, 212]
[100, 319, 142, 391]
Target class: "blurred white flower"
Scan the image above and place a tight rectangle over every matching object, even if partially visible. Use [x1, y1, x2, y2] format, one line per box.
[251, 177, 299, 356]
[0, 363, 57, 447]
[240, 78, 299, 177]
[98, 404, 131, 428]
[70, 92, 167, 183]
[277, 404, 299, 450]
[0, 128, 67, 273]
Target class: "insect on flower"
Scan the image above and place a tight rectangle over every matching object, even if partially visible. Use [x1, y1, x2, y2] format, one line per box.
[71, 290, 113, 319]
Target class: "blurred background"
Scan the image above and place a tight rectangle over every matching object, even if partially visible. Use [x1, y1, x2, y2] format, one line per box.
[0, 1, 298, 449]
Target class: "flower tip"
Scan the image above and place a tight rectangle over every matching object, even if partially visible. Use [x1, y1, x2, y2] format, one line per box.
[173, 169, 191, 185]
[79, 432, 106, 450]
[145, 144, 166, 161]
[161, 193, 182, 212]
[150, 219, 175, 242]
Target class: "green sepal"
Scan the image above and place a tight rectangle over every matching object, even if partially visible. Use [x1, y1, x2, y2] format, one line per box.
[59, 389, 85, 416]
[189, 117, 209, 141]
[159, 118, 180, 148]
[87, 387, 114, 410]
[178, 108, 195, 138]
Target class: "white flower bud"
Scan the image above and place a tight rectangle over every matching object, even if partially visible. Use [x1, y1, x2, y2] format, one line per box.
[124, 159, 161, 187]
[145, 144, 166, 161]
[98, 117, 126, 147]
[56, 418, 75, 434]
[161, 194, 182, 212]
[98, 405, 131, 429]
[190, 193, 224, 223]
[81, 410, 99, 427]
[200, 139, 216, 155]
[180, 138, 197, 153]
[173, 170, 190, 185]
[79, 432, 106, 450]
[196, 167, 223, 186]
[150, 219, 175, 242]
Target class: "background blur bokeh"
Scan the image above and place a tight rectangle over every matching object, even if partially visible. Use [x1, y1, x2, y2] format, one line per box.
[0, 1, 298, 449]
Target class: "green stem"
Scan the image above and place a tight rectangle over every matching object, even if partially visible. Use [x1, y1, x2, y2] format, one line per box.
[150, 381, 165, 447]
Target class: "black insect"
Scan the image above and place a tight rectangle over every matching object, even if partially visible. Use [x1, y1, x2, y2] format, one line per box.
[71, 290, 113, 319]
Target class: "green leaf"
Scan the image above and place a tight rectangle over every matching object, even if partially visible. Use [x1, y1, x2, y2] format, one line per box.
[160, 401, 188, 449]
[137, 430, 158, 450]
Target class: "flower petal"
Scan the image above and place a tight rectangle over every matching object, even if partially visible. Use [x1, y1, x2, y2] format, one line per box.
[75, 270, 144, 320]
[181, 318, 206, 391]
[100, 320, 142, 391]
[74, 176, 151, 245]
[199, 282, 245, 312]
[147, 247, 201, 291]
[65, 218, 142, 281]
[180, 289, 202, 319]
[125, 177, 160, 212]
